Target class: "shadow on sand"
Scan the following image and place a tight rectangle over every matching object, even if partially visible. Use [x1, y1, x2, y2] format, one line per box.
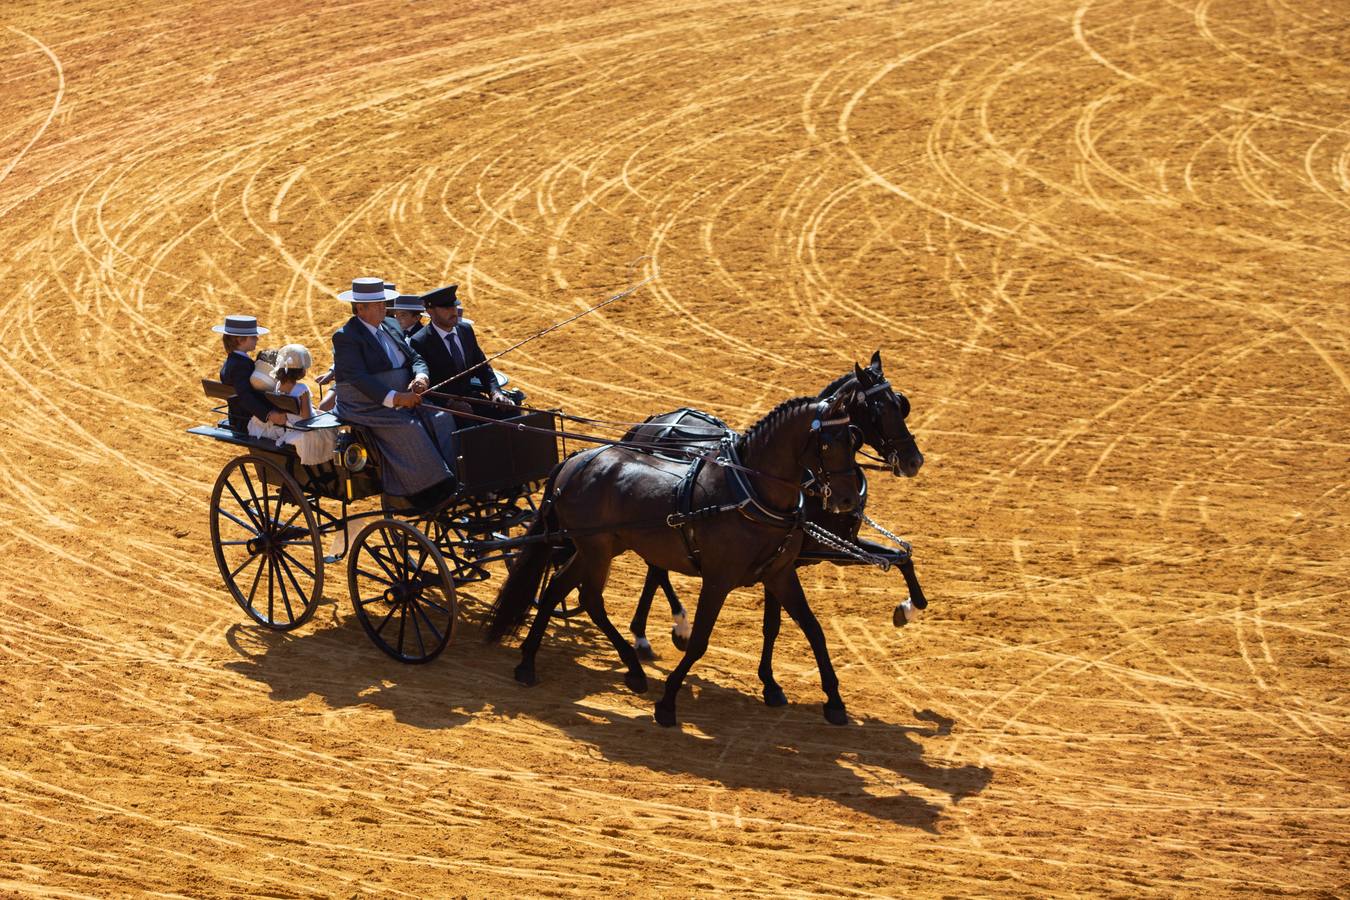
[224, 590, 991, 832]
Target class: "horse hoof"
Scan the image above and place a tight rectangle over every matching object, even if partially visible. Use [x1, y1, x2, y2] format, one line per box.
[670, 627, 689, 652]
[654, 703, 677, 727]
[514, 665, 537, 687]
[893, 599, 923, 627]
[625, 671, 649, 694]
[635, 639, 656, 661]
[824, 703, 849, 726]
[763, 685, 787, 707]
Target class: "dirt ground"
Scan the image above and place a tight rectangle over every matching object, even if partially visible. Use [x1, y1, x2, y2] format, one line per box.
[0, 0, 1346, 895]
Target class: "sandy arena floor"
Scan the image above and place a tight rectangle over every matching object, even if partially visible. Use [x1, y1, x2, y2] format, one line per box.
[0, 0, 1346, 895]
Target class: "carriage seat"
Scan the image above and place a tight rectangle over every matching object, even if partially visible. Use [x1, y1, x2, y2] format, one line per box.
[200, 379, 341, 433]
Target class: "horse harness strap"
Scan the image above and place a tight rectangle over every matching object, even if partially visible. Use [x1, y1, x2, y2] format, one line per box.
[666, 452, 708, 572]
[664, 438, 804, 574]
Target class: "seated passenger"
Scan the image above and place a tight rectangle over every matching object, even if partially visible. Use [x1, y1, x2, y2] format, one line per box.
[214, 315, 287, 434]
[331, 276, 459, 507]
[248, 344, 338, 466]
[410, 284, 517, 421]
[388, 290, 426, 340]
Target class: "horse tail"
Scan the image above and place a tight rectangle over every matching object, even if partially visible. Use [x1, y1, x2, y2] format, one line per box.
[485, 465, 565, 642]
[484, 517, 553, 642]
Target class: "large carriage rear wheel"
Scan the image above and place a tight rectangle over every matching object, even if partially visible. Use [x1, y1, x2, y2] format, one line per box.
[347, 519, 457, 663]
[210, 454, 324, 631]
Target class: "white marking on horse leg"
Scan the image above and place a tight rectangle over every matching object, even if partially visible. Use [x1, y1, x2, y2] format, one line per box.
[672, 611, 692, 639]
[892, 599, 924, 627]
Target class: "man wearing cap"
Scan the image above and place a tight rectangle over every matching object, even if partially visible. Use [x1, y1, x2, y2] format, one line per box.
[215, 314, 288, 433]
[410, 284, 515, 421]
[331, 277, 458, 505]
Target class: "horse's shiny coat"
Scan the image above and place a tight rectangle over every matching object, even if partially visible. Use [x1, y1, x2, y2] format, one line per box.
[486, 392, 864, 727]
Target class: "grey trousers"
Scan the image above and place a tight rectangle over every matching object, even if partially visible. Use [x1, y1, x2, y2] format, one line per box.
[335, 370, 459, 497]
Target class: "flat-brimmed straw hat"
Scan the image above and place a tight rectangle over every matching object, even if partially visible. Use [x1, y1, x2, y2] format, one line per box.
[388, 293, 425, 313]
[212, 314, 269, 336]
[338, 277, 399, 303]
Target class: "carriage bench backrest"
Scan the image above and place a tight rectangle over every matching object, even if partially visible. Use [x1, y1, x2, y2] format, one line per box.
[200, 379, 302, 415]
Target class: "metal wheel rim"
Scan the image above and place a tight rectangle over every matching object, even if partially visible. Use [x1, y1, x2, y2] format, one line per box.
[347, 519, 457, 663]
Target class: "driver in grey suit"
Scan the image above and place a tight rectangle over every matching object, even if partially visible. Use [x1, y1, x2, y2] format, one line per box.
[331, 277, 458, 507]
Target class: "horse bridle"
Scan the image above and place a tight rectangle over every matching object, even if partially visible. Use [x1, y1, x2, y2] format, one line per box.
[856, 378, 916, 472]
[802, 397, 860, 504]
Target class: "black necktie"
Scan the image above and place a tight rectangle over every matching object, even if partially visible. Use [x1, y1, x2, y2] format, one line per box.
[445, 330, 465, 371]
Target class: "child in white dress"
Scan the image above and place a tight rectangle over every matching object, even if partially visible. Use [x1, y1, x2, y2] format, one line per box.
[246, 344, 337, 465]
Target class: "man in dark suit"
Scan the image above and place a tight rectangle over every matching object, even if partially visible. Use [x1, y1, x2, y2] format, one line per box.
[331, 277, 459, 504]
[410, 284, 516, 421]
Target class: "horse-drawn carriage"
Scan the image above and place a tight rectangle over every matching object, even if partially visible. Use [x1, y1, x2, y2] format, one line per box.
[193, 350, 929, 725]
[190, 375, 561, 663]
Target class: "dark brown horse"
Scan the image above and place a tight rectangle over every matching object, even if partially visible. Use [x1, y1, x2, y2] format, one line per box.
[485, 392, 864, 727]
[625, 353, 924, 700]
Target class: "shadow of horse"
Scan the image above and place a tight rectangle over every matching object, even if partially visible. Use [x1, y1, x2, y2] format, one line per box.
[223, 592, 991, 832]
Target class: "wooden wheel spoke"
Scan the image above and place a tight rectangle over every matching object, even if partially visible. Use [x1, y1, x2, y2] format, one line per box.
[406, 600, 427, 658]
[418, 593, 453, 618]
[276, 552, 309, 611]
[266, 555, 277, 623]
[257, 467, 275, 531]
[274, 500, 306, 533]
[364, 542, 403, 585]
[277, 547, 317, 581]
[258, 493, 289, 533]
[398, 530, 413, 579]
[239, 465, 266, 529]
[274, 555, 297, 623]
[221, 481, 263, 533]
[352, 567, 395, 589]
[412, 544, 429, 573]
[244, 553, 267, 608]
[394, 603, 409, 654]
[229, 550, 265, 581]
[371, 603, 399, 637]
[409, 595, 445, 644]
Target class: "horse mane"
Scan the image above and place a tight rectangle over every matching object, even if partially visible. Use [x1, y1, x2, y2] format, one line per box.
[736, 395, 816, 456]
[816, 371, 856, 400]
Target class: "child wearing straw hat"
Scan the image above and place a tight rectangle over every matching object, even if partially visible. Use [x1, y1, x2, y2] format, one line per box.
[215, 315, 288, 433]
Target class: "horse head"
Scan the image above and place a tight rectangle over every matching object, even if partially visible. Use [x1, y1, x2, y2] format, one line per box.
[849, 350, 924, 478]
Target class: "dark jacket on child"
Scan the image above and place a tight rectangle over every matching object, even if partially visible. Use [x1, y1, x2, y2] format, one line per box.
[220, 351, 272, 432]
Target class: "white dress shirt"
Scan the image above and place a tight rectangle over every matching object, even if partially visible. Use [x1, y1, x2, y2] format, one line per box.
[431, 322, 465, 361]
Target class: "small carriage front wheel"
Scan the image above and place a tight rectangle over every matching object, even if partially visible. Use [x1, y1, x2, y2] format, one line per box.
[347, 519, 457, 663]
[209, 454, 324, 631]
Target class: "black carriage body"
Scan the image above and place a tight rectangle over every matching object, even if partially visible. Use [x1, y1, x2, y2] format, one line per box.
[190, 407, 560, 504]
[192, 379, 560, 663]
[454, 410, 561, 494]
